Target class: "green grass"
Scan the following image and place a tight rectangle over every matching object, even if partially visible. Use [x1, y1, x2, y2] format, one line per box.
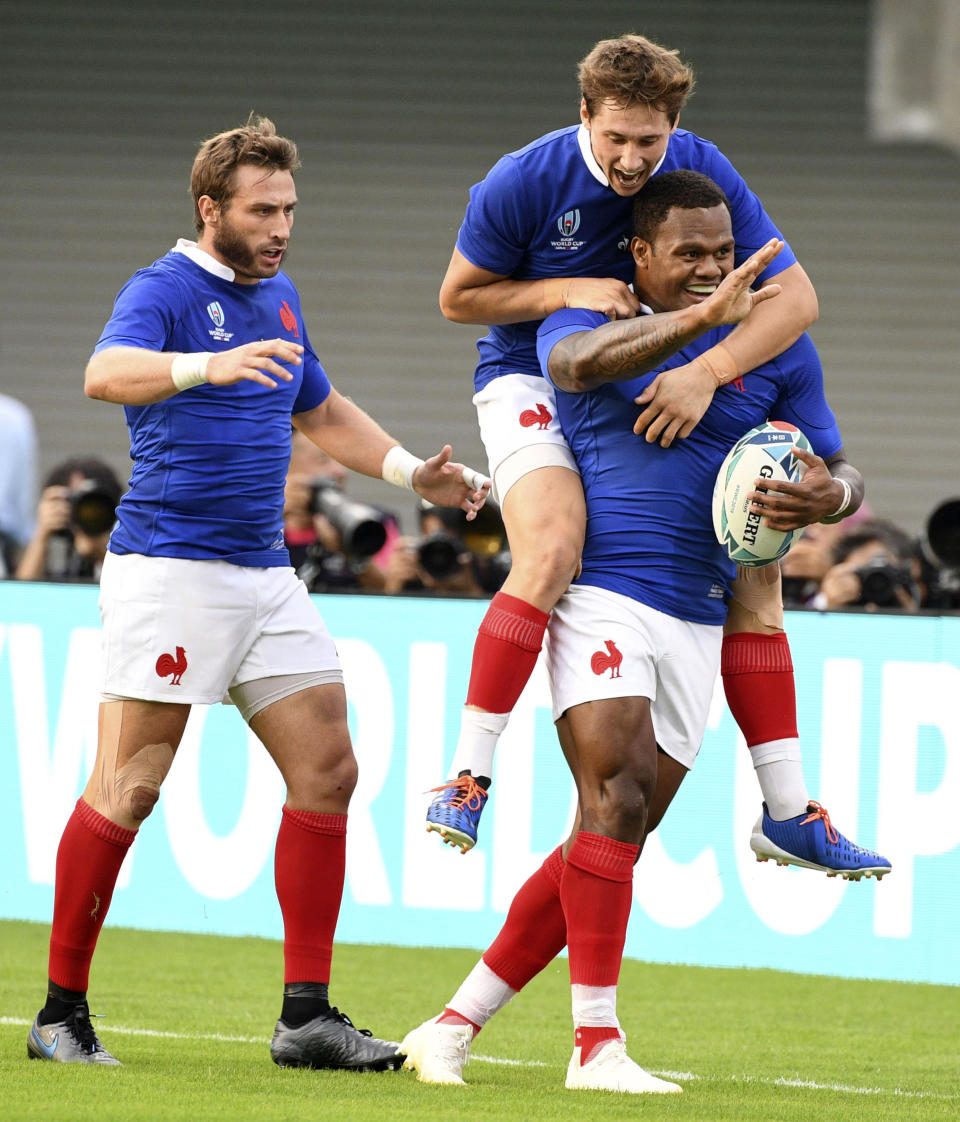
[1, 919, 957, 1121]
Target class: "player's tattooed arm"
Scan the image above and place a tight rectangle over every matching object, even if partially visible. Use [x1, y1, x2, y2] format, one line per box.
[547, 315, 693, 393]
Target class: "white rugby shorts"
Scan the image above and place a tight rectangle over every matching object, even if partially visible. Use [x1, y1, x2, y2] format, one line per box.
[98, 552, 341, 704]
[545, 583, 722, 770]
[473, 373, 578, 504]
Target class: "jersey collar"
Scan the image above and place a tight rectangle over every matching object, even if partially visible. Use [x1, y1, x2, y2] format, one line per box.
[576, 124, 669, 188]
[171, 238, 237, 282]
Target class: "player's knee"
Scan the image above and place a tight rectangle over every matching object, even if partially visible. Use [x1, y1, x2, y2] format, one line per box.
[512, 535, 581, 598]
[122, 784, 160, 823]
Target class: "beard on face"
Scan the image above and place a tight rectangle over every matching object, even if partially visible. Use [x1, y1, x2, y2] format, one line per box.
[211, 212, 285, 280]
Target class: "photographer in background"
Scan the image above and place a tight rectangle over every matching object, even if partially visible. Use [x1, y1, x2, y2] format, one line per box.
[384, 500, 509, 597]
[810, 518, 921, 612]
[15, 456, 123, 582]
[283, 429, 398, 592]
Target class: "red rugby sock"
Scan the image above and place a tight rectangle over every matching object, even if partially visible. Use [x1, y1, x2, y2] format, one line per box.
[482, 846, 566, 991]
[465, 592, 549, 713]
[562, 832, 638, 987]
[721, 631, 798, 745]
[48, 798, 136, 992]
[275, 807, 347, 983]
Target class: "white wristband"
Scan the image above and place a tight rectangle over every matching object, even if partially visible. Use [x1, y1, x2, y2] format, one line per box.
[826, 477, 852, 519]
[381, 445, 425, 491]
[170, 352, 212, 391]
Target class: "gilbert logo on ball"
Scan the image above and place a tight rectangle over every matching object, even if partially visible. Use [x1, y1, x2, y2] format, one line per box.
[712, 421, 813, 567]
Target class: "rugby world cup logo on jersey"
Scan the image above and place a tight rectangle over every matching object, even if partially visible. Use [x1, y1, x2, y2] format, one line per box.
[205, 300, 234, 343]
[550, 208, 586, 253]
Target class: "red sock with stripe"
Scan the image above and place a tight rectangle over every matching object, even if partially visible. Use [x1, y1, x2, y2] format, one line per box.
[721, 631, 798, 744]
[465, 592, 549, 713]
[48, 798, 137, 992]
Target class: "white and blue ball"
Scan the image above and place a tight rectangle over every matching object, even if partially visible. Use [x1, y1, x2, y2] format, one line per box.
[712, 421, 813, 567]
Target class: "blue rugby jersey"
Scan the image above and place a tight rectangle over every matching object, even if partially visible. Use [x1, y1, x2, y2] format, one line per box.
[537, 310, 841, 624]
[457, 125, 796, 393]
[94, 244, 331, 566]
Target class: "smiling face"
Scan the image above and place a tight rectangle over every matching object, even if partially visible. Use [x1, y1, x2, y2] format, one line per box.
[197, 163, 297, 283]
[631, 203, 734, 312]
[580, 97, 676, 197]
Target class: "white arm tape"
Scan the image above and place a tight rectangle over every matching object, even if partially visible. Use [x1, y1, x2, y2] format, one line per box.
[826, 477, 852, 519]
[381, 445, 425, 491]
[170, 352, 212, 391]
[461, 465, 490, 491]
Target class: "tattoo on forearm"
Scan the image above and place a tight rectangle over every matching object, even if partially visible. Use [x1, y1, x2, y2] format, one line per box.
[552, 317, 691, 391]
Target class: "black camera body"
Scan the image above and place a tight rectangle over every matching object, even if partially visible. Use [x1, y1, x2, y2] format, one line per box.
[308, 478, 387, 558]
[854, 555, 914, 608]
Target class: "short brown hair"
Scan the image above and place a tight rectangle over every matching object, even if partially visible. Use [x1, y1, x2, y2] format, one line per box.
[190, 113, 300, 234]
[578, 33, 695, 123]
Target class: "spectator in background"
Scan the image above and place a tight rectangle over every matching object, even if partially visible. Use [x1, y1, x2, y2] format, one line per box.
[383, 501, 509, 597]
[780, 500, 874, 608]
[809, 518, 922, 612]
[0, 393, 38, 575]
[15, 456, 123, 582]
[284, 428, 399, 592]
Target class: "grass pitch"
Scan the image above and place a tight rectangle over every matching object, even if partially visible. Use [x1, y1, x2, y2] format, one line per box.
[1, 919, 957, 1121]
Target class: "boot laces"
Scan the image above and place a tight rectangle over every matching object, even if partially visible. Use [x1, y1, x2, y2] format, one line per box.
[426, 775, 486, 810]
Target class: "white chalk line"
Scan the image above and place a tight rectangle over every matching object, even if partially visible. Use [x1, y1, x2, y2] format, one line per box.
[2, 1017, 953, 1098]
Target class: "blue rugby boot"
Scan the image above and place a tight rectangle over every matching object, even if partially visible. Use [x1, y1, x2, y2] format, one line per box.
[750, 801, 892, 880]
[425, 775, 488, 853]
[27, 1002, 121, 1064]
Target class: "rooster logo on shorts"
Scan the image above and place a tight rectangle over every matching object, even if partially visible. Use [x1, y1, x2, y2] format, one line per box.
[590, 640, 623, 678]
[519, 402, 552, 430]
[156, 646, 188, 685]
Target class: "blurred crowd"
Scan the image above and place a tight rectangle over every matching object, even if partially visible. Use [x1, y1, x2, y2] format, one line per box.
[2, 395, 959, 612]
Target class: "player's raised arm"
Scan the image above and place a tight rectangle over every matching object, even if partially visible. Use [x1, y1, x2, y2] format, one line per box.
[548, 240, 783, 394]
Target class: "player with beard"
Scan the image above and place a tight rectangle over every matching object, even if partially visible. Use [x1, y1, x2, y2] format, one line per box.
[26, 114, 489, 1070]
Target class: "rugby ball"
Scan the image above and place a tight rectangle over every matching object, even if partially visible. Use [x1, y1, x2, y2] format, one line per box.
[712, 421, 812, 567]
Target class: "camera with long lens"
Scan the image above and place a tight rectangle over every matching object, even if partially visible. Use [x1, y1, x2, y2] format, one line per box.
[416, 531, 465, 580]
[308, 478, 388, 559]
[920, 498, 960, 610]
[68, 479, 119, 536]
[853, 554, 914, 608]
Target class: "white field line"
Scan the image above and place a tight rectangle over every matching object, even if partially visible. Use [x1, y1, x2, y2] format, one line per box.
[2, 1017, 953, 1098]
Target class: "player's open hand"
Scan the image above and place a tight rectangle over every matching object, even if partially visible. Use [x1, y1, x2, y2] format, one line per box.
[563, 277, 641, 320]
[412, 445, 491, 520]
[703, 238, 784, 327]
[632, 360, 716, 446]
[206, 339, 302, 388]
[746, 447, 840, 531]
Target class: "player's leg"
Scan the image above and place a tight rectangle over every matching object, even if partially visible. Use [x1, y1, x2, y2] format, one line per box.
[244, 677, 403, 1072]
[559, 696, 680, 1094]
[427, 374, 585, 853]
[726, 564, 891, 880]
[29, 699, 188, 1065]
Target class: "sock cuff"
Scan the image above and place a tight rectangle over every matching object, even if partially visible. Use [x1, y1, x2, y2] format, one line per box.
[282, 807, 347, 836]
[566, 832, 638, 883]
[722, 631, 793, 675]
[478, 592, 549, 652]
[542, 845, 565, 893]
[74, 798, 137, 848]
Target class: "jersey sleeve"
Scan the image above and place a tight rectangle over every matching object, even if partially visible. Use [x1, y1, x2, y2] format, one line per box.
[769, 334, 843, 457]
[696, 143, 798, 283]
[456, 156, 536, 275]
[93, 267, 185, 353]
[536, 307, 609, 385]
[293, 322, 332, 414]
